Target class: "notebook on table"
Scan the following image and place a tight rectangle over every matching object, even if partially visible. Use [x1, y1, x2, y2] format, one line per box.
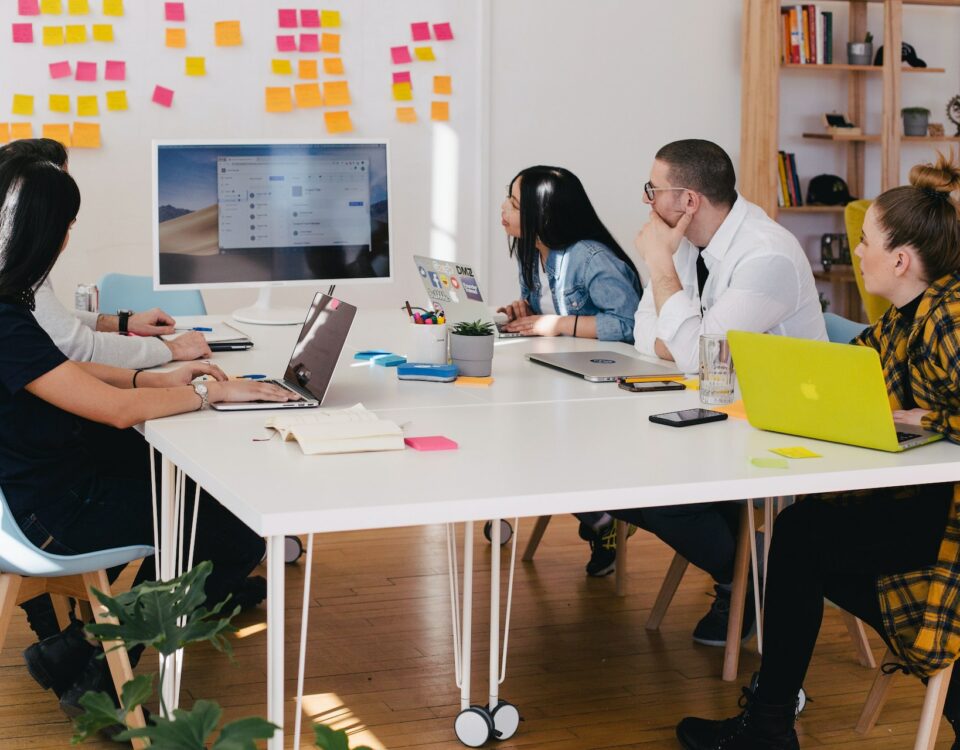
[163, 320, 253, 351]
[264, 404, 404, 455]
[526, 351, 682, 383]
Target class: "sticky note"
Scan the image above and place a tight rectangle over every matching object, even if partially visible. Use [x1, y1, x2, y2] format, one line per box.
[12, 94, 34, 116]
[43, 25, 64, 45]
[104, 59, 125, 80]
[320, 10, 340, 27]
[75, 60, 96, 80]
[433, 22, 453, 41]
[276, 34, 295, 51]
[320, 32, 339, 53]
[371, 353, 405, 367]
[91, 23, 112, 41]
[392, 82, 412, 101]
[277, 8, 297, 28]
[67, 0, 89, 13]
[323, 57, 343, 75]
[49, 94, 70, 112]
[76, 94, 98, 116]
[42, 123, 71, 145]
[41, 0, 62, 14]
[64, 23, 86, 42]
[713, 400, 748, 420]
[299, 33, 319, 52]
[10, 123, 33, 139]
[165, 27, 185, 47]
[391, 46, 411, 64]
[433, 75, 451, 95]
[265, 86, 293, 113]
[430, 100, 449, 121]
[272, 58, 292, 75]
[0, 124, 9, 143]
[324, 110, 352, 134]
[411, 21, 430, 41]
[414, 46, 435, 62]
[12, 23, 34, 43]
[680, 377, 699, 390]
[294, 83, 322, 108]
[392, 71, 411, 84]
[300, 9, 319, 27]
[49, 60, 71, 78]
[214, 20, 241, 47]
[750, 457, 789, 470]
[404, 436, 458, 451]
[72, 121, 99, 148]
[455, 376, 493, 387]
[297, 59, 317, 79]
[770, 446, 822, 459]
[185, 56, 205, 76]
[19, 0, 40, 15]
[164, 2, 184, 21]
[101, 0, 122, 16]
[105, 89, 127, 111]
[396, 106, 416, 123]
[323, 80, 350, 106]
[152, 85, 174, 107]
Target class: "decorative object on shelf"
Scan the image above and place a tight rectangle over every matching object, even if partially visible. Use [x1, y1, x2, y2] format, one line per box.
[902, 107, 931, 137]
[807, 174, 854, 207]
[823, 112, 861, 136]
[820, 233, 851, 271]
[847, 31, 873, 66]
[929, 123, 945, 138]
[873, 41, 927, 68]
[948, 95, 960, 137]
[449, 320, 494, 377]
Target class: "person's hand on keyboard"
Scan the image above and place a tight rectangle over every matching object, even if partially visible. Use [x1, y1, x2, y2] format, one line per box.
[496, 298, 531, 322]
[209, 380, 302, 405]
[502, 313, 563, 337]
[892, 408, 930, 426]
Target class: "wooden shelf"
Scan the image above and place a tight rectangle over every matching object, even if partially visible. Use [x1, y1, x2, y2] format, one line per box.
[803, 131, 881, 142]
[779, 205, 846, 214]
[783, 63, 945, 73]
[902, 135, 960, 143]
[847, 0, 960, 5]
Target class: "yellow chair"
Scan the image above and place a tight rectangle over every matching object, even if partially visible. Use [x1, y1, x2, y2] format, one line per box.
[844, 200, 892, 324]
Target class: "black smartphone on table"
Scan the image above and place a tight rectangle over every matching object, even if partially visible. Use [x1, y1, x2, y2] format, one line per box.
[618, 380, 686, 393]
[649, 408, 728, 427]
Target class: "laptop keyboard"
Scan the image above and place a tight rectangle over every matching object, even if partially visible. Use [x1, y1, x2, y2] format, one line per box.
[896, 431, 922, 443]
[262, 379, 313, 401]
[496, 323, 524, 339]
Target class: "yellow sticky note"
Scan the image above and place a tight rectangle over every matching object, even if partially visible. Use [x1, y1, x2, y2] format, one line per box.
[65, 24, 87, 43]
[102, 0, 123, 16]
[272, 59, 292, 75]
[105, 90, 127, 111]
[396, 106, 416, 124]
[430, 100, 449, 121]
[455, 376, 494, 387]
[298, 59, 317, 79]
[91, 23, 113, 41]
[433, 75, 452, 95]
[392, 82, 412, 101]
[68, 0, 90, 13]
[0, 124, 9, 144]
[215, 20, 242, 47]
[414, 46, 435, 61]
[294, 83, 322, 108]
[43, 25, 65, 45]
[323, 81, 350, 106]
[750, 456, 789, 470]
[324, 110, 352, 134]
[10, 123, 34, 140]
[680, 377, 699, 390]
[713, 399, 748, 420]
[770, 446, 822, 459]
[320, 10, 340, 27]
[185, 56, 206, 76]
[42, 123, 71, 146]
[41, 0, 62, 14]
[76, 94, 98, 116]
[264, 86, 293, 113]
[12, 94, 34, 116]
[72, 121, 100, 148]
[49, 94, 71, 113]
[165, 27, 186, 48]
[320, 32, 339, 53]
[323, 57, 344, 75]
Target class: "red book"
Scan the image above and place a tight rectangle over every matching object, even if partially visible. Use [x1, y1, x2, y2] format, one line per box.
[806, 4, 817, 64]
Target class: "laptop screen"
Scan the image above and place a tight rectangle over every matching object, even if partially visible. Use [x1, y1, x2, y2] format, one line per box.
[283, 293, 357, 402]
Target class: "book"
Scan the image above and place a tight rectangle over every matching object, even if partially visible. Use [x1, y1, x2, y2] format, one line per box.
[788, 152, 803, 206]
[823, 11, 833, 64]
[805, 4, 815, 65]
[788, 7, 801, 64]
[815, 6, 824, 65]
[264, 403, 404, 455]
[777, 151, 790, 206]
[162, 319, 253, 346]
[781, 9, 791, 64]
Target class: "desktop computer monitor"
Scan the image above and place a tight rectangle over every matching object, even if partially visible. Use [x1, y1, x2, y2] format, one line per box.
[152, 139, 391, 324]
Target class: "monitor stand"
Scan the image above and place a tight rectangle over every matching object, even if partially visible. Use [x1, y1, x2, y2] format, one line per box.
[232, 288, 303, 326]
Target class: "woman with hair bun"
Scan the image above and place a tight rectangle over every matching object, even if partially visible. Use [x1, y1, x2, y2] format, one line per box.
[676, 152, 960, 750]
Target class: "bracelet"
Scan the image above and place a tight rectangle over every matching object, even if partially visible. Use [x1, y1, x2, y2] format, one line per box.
[132, 368, 145, 388]
[572, 315, 579, 338]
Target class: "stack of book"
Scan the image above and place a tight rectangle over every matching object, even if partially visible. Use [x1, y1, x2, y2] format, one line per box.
[781, 5, 834, 65]
[777, 151, 803, 207]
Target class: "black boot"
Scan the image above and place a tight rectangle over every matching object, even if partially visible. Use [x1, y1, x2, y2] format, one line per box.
[676, 683, 799, 750]
[22, 619, 95, 698]
[942, 666, 960, 750]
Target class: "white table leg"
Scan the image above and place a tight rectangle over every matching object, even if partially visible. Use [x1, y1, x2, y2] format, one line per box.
[488, 518, 500, 710]
[158, 455, 179, 717]
[460, 522, 474, 711]
[267, 534, 286, 750]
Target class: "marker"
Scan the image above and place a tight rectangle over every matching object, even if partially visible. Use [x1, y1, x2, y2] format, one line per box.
[239, 373, 267, 380]
[176, 326, 212, 332]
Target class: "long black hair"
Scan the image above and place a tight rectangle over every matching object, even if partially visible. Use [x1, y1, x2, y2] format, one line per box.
[0, 156, 80, 307]
[507, 166, 638, 289]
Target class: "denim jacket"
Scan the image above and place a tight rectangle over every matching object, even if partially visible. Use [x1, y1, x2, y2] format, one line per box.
[519, 239, 641, 343]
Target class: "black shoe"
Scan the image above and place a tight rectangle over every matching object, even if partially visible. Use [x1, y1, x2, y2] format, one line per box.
[693, 584, 757, 647]
[226, 575, 267, 611]
[579, 522, 616, 577]
[676, 683, 799, 750]
[58, 649, 117, 720]
[23, 619, 95, 698]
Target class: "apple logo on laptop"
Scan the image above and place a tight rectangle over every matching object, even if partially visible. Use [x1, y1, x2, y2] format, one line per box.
[800, 381, 819, 400]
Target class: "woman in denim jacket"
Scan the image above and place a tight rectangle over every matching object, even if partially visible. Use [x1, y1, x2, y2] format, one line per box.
[497, 166, 641, 343]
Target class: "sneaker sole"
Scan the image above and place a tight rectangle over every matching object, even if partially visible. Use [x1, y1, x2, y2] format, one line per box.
[586, 562, 616, 577]
[692, 622, 757, 648]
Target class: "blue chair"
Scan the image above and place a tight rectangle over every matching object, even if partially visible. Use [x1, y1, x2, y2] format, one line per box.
[98, 273, 206, 316]
[0, 487, 152, 743]
[824, 312, 868, 344]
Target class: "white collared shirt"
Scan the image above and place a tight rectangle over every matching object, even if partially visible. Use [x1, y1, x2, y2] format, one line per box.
[633, 195, 827, 373]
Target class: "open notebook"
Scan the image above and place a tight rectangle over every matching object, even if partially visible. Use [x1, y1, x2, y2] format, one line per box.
[264, 404, 404, 455]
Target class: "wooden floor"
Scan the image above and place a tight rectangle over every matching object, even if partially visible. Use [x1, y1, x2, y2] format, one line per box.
[0, 515, 953, 749]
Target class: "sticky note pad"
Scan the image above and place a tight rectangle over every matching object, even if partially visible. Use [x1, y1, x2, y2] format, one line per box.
[10, 123, 33, 139]
[50, 60, 71, 78]
[323, 80, 350, 106]
[297, 59, 317, 79]
[391, 45, 411, 64]
[414, 46, 436, 62]
[214, 20, 241, 47]
[396, 106, 416, 123]
[0, 124, 9, 143]
[431, 100, 449, 121]
[411, 21, 430, 41]
[276, 34, 295, 52]
[455, 376, 493, 387]
[750, 457, 789, 470]
[19, 0, 40, 15]
[713, 400, 748, 421]
[323, 57, 343, 75]
[43, 25, 64, 45]
[13, 23, 34, 43]
[49, 94, 70, 112]
[293, 83, 321, 108]
[67, 0, 89, 14]
[299, 33, 319, 52]
[101, 0, 122, 16]
[164, 2, 184, 21]
[320, 10, 340, 27]
[277, 8, 297, 27]
[104, 59, 124, 80]
[42, 123, 71, 145]
[392, 82, 412, 101]
[105, 89, 127, 111]
[320, 32, 339, 53]
[433, 75, 451, 95]
[370, 353, 405, 367]
[680, 377, 699, 390]
[353, 350, 391, 360]
[152, 85, 173, 107]
[41, 0, 62, 14]
[76, 94, 98, 116]
[300, 9, 319, 27]
[404, 436, 458, 452]
[72, 121, 99, 148]
[91, 23, 112, 41]
[75, 60, 96, 80]
[324, 110, 352, 134]
[185, 56, 205, 76]
[65, 24, 86, 42]
[433, 22, 454, 40]
[165, 27, 185, 47]
[264, 86, 293, 113]
[271, 58, 292, 75]
[392, 71, 411, 84]
[12, 94, 34, 116]
[770, 446, 822, 459]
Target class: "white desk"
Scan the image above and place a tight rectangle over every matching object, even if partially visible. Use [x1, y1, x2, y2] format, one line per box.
[144, 310, 960, 749]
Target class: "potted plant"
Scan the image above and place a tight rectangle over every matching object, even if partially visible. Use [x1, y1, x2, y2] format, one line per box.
[902, 106, 931, 136]
[449, 320, 494, 377]
[847, 31, 873, 65]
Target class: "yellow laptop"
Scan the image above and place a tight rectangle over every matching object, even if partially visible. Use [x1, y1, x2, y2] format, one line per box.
[728, 331, 944, 452]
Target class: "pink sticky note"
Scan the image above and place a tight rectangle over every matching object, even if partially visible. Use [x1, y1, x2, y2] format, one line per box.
[12, 23, 33, 43]
[164, 2, 184, 21]
[277, 8, 297, 28]
[104, 59, 125, 80]
[152, 84, 173, 107]
[18, 0, 40, 15]
[404, 436, 458, 452]
[298, 33, 318, 52]
[49, 59, 71, 78]
[410, 21, 430, 41]
[276, 34, 295, 52]
[75, 61, 97, 81]
[391, 45, 411, 64]
[433, 22, 454, 41]
[392, 71, 411, 84]
[300, 9, 318, 27]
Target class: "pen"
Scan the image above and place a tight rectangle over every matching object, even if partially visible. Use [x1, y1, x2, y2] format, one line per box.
[239, 374, 267, 380]
[176, 326, 213, 332]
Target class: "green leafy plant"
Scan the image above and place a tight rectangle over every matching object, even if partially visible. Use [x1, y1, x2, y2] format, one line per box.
[902, 106, 931, 115]
[450, 319, 494, 336]
[864, 31, 874, 44]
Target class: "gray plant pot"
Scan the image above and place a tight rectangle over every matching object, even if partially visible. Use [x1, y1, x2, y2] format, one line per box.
[903, 112, 929, 136]
[449, 333, 494, 377]
[847, 42, 873, 66]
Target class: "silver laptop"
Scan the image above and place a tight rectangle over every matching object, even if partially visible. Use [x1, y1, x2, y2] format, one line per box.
[527, 351, 682, 383]
[212, 293, 356, 411]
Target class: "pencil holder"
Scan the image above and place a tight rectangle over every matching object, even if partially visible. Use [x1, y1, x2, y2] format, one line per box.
[409, 322, 448, 364]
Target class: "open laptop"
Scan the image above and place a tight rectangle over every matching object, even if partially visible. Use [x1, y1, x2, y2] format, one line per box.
[526, 351, 682, 383]
[212, 293, 356, 411]
[728, 330, 944, 452]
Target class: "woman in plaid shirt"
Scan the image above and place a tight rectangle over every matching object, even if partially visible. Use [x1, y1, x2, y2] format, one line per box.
[676, 152, 960, 750]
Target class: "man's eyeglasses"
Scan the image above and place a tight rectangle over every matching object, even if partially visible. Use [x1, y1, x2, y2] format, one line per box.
[644, 181, 688, 202]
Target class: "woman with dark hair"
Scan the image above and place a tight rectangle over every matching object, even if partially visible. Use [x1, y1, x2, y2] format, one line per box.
[0, 156, 298, 716]
[498, 166, 641, 342]
[677, 152, 960, 750]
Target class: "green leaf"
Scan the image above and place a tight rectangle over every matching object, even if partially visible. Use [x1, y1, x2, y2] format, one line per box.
[119, 673, 154, 714]
[211, 717, 279, 750]
[313, 724, 351, 750]
[70, 691, 123, 744]
[116, 699, 222, 749]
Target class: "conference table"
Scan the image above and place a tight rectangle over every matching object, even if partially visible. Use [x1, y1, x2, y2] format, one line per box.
[142, 308, 960, 749]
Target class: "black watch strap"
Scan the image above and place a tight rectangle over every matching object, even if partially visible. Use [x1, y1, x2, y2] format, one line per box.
[117, 309, 132, 335]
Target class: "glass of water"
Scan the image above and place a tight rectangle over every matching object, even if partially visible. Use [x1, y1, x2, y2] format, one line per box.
[699, 334, 735, 405]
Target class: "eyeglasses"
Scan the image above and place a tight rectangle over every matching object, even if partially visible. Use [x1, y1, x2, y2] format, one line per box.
[644, 180, 688, 202]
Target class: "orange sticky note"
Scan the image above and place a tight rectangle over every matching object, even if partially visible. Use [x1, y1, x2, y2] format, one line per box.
[0, 123, 10, 144]
[40, 0, 62, 13]
[431, 100, 449, 121]
[105, 89, 127, 111]
[64, 24, 86, 43]
[215, 20, 241, 47]
[323, 57, 344, 75]
[320, 32, 339, 53]
[43, 25, 64, 45]
[72, 121, 100, 148]
[76, 94, 98, 116]
[433, 75, 451, 95]
[297, 59, 317, 79]
[396, 106, 416, 123]
[323, 80, 350, 106]
[42, 123, 71, 146]
[324, 110, 352, 134]
[165, 27, 186, 48]
[101, 0, 122, 16]
[67, 0, 89, 13]
[10, 123, 34, 140]
[294, 83, 322, 108]
[264, 86, 293, 113]
[272, 58, 293, 75]
[91, 23, 112, 41]
[392, 82, 412, 101]
[49, 94, 70, 112]
[414, 46, 435, 61]
[12, 94, 34, 116]
[185, 56, 205, 76]
[320, 10, 340, 27]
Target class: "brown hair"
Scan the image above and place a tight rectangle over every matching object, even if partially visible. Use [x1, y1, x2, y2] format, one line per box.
[655, 139, 737, 208]
[873, 151, 960, 283]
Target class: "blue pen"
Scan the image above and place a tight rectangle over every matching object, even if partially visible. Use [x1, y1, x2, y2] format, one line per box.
[239, 374, 267, 380]
[175, 326, 213, 332]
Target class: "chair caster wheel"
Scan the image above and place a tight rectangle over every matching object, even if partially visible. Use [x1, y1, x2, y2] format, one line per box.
[454, 706, 494, 747]
[490, 700, 521, 741]
[284, 535, 304, 564]
[483, 520, 513, 546]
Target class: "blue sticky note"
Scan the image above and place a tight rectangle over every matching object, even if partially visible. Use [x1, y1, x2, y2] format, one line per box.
[371, 354, 407, 367]
[354, 349, 392, 360]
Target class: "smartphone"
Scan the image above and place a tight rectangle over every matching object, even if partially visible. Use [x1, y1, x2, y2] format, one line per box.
[618, 380, 686, 393]
[649, 408, 729, 427]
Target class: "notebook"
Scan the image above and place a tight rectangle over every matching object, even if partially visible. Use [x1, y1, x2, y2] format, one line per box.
[727, 330, 944, 452]
[264, 404, 404, 455]
[526, 351, 682, 383]
[163, 320, 253, 351]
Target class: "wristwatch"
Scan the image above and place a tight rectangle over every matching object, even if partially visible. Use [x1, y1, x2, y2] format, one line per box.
[117, 309, 133, 335]
[192, 382, 209, 411]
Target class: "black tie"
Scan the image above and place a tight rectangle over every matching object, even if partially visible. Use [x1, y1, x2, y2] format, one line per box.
[696, 249, 709, 297]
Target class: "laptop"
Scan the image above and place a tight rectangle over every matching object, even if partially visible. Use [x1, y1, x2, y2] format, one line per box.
[727, 330, 944, 452]
[212, 292, 356, 411]
[526, 350, 682, 383]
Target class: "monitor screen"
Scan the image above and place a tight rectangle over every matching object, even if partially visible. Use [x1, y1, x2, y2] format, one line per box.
[153, 139, 391, 289]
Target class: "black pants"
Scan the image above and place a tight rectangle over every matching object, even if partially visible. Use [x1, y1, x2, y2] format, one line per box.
[756, 484, 953, 705]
